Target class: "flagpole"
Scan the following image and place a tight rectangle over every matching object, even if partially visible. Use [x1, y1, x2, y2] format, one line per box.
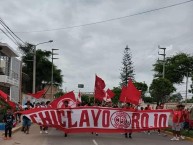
[94, 74, 96, 106]
[76, 90, 78, 107]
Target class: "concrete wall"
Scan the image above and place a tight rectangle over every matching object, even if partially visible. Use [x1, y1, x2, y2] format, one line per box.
[10, 57, 21, 102]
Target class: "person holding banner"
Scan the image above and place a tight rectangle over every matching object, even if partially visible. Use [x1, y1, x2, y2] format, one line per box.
[15, 102, 22, 123]
[62, 100, 69, 137]
[171, 104, 183, 141]
[39, 101, 48, 134]
[123, 103, 134, 139]
[22, 104, 31, 134]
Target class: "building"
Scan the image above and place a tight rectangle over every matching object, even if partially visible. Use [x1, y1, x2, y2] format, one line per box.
[0, 42, 21, 102]
[43, 85, 58, 100]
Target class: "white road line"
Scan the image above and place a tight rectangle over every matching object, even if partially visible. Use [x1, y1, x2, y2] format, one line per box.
[93, 139, 98, 145]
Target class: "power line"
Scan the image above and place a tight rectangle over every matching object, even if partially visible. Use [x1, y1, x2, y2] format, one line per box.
[0, 20, 20, 45]
[0, 18, 25, 44]
[0, 28, 19, 46]
[12, 0, 193, 34]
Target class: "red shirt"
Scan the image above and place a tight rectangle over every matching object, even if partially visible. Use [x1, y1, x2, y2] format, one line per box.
[179, 110, 185, 123]
[173, 110, 182, 123]
[183, 110, 189, 122]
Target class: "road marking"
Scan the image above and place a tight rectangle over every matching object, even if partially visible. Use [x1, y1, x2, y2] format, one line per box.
[93, 139, 98, 145]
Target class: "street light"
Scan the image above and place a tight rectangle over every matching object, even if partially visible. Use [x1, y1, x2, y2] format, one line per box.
[32, 40, 53, 93]
[51, 48, 59, 100]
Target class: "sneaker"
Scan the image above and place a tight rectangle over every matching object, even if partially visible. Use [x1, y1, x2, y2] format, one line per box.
[170, 137, 177, 141]
[148, 132, 151, 135]
[40, 131, 42, 134]
[7, 137, 12, 140]
[95, 133, 98, 136]
[4, 137, 7, 140]
[45, 131, 48, 134]
[180, 136, 185, 140]
[170, 137, 180, 141]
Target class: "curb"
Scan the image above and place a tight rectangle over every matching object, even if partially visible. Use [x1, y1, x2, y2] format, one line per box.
[164, 131, 193, 142]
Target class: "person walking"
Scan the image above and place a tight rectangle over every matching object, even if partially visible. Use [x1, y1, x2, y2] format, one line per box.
[170, 104, 182, 141]
[22, 104, 31, 134]
[3, 108, 15, 140]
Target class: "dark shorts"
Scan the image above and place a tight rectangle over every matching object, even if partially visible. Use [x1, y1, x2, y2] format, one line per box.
[22, 119, 31, 127]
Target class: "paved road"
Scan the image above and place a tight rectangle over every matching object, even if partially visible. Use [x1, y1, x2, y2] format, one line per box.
[0, 125, 192, 145]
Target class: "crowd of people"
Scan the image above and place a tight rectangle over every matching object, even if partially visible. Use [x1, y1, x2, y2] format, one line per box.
[2, 99, 193, 141]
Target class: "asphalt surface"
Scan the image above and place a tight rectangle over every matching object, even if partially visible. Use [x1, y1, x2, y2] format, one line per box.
[0, 124, 192, 145]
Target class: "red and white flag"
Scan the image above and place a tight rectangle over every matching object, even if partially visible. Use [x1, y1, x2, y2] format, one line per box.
[104, 89, 115, 102]
[50, 91, 77, 108]
[94, 75, 106, 101]
[77, 91, 82, 104]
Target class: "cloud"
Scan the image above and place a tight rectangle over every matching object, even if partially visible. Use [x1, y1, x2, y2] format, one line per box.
[0, 0, 193, 98]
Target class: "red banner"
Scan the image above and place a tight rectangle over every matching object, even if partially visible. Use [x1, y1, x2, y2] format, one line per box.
[22, 107, 171, 133]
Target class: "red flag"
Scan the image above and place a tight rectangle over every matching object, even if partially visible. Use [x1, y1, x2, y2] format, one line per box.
[0, 90, 8, 101]
[119, 86, 128, 102]
[7, 100, 16, 109]
[95, 89, 106, 101]
[50, 91, 77, 108]
[27, 89, 46, 99]
[119, 79, 141, 105]
[106, 89, 115, 99]
[95, 75, 105, 90]
[94, 75, 106, 101]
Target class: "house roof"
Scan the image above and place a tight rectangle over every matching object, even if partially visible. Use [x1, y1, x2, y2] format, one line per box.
[0, 42, 18, 57]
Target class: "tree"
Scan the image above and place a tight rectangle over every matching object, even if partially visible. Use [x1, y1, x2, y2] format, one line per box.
[149, 78, 176, 104]
[111, 87, 121, 104]
[169, 93, 183, 102]
[19, 43, 63, 93]
[54, 91, 64, 98]
[134, 82, 148, 99]
[143, 97, 154, 103]
[189, 77, 193, 94]
[153, 53, 193, 84]
[120, 46, 135, 87]
[81, 95, 94, 105]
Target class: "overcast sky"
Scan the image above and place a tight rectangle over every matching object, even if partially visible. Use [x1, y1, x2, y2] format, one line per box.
[0, 0, 193, 98]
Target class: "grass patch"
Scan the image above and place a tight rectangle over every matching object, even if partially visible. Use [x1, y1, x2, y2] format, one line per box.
[165, 128, 193, 138]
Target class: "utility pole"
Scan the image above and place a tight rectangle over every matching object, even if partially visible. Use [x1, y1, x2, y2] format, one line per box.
[51, 48, 59, 100]
[185, 72, 189, 105]
[32, 40, 53, 93]
[158, 46, 166, 78]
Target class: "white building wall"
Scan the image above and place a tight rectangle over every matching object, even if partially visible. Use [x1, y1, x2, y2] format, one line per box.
[10, 57, 21, 102]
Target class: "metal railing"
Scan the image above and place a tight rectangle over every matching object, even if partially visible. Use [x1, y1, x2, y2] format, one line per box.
[0, 67, 19, 80]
